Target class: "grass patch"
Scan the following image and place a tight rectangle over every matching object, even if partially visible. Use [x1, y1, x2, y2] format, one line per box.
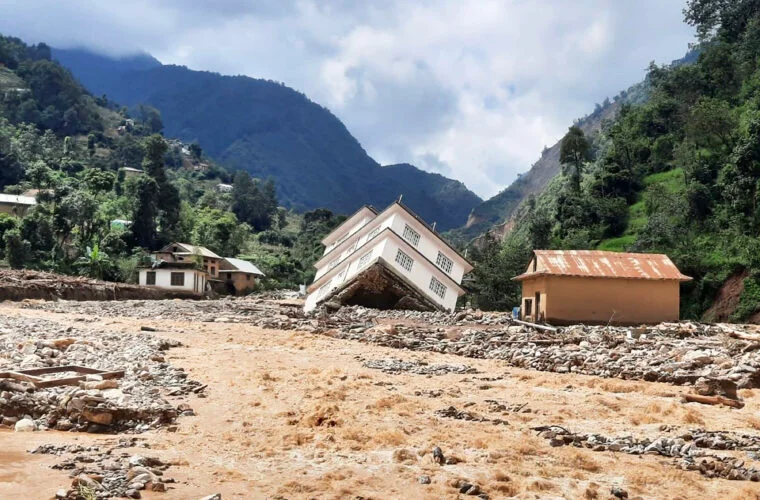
[643, 168, 686, 193]
[597, 235, 636, 252]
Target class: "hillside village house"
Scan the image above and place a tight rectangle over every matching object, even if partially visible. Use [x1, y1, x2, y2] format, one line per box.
[139, 243, 264, 296]
[122, 167, 144, 178]
[138, 261, 208, 294]
[0, 193, 36, 217]
[514, 250, 692, 325]
[152, 243, 223, 278]
[304, 201, 473, 313]
[219, 257, 266, 295]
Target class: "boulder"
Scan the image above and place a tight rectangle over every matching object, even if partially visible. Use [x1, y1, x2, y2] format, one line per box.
[14, 418, 36, 432]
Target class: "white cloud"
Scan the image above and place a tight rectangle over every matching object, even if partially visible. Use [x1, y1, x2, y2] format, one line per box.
[0, 0, 694, 198]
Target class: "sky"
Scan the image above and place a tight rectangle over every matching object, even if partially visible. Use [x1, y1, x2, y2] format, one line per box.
[0, 1, 695, 199]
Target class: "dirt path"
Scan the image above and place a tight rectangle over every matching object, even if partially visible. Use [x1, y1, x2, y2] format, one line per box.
[2, 303, 760, 499]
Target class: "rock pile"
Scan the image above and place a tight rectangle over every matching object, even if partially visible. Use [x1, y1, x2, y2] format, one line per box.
[32, 437, 175, 499]
[333, 316, 760, 389]
[361, 358, 477, 375]
[22, 299, 760, 389]
[533, 425, 760, 481]
[0, 315, 200, 433]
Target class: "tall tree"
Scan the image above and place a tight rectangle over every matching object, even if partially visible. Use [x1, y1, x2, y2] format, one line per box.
[142, 135, 180, 243]
[129, 176, 159, 249]
[559, 125, 592, 193]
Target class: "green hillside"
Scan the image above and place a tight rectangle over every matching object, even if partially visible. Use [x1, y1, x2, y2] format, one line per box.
[0, 33, 341, 287]
[52, 48, 481, 230]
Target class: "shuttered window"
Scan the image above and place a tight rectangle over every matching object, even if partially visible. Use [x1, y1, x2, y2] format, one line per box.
[395, 249, 414, 271]
[402, 224, 420, 246]
[146, 271, 156, 285]
[435, 251, 453, 274]
[429, 276, 447, 299]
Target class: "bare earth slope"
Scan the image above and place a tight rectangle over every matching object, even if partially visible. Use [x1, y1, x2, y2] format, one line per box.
[2, 299, 760, 499]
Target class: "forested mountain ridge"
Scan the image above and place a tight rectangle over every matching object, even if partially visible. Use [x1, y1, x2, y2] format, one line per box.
[451, 51, 699, 245]
[469, 0, 760, 322]
[0, 33, 347, 288]
[52, 48, 481, 230]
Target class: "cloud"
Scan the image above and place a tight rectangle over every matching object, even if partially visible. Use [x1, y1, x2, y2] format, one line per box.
[0, 0, 694, 198]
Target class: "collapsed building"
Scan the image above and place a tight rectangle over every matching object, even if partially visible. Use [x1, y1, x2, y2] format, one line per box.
[304, 201, 473, 312]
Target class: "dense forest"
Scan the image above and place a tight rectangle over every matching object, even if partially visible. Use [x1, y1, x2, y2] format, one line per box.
[469, 0, 760, 322]
[52, 48, 482, 230]
[0, 34, 345, 288]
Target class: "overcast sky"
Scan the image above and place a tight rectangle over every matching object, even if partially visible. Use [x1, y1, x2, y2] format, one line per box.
[0, 1, 695, 199]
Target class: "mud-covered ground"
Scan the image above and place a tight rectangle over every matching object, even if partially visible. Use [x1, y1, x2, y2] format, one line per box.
[2, 298, 760, 499]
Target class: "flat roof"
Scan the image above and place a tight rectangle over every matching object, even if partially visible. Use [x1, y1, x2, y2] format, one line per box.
[0, 194, 36, 205]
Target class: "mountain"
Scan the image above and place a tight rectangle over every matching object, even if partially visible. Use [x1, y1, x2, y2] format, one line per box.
[52, 48, 481, 230]
[448, 85, 648, 245]
[452, 50, 699, 245]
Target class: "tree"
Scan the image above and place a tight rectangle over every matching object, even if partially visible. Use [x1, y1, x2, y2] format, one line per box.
[128, 175, 159, 249]
[75, 244, 117, 281]
[469, 235, 531, 311]
[136, 105, 163, 133]
[4, 228, 30, 269]
[142, 135, 180, 243]
[189, 142, 202, 160]
[559, 125, 592, 193]
[191, 208, 248, 256]
[231, 171, 277, 231]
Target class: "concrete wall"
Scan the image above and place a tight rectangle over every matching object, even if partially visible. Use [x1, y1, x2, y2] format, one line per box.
[377, 236, 458, 311]
[521, 276, 681, 325]
[0, 203, 32, 217]
[386, 212, 465, 283]
[219, 271, 256, 295]
[138, 269, 206, 294]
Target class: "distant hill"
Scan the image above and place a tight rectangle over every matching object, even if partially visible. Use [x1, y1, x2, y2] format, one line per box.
[449, 96, 629, 243]
[449, 50, 698, 244]
[53, 48, 481, 230]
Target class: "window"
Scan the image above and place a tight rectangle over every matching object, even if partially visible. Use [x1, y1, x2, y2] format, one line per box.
[210, 266, 216, 276]
[170, 272, 185, 287]
[358, 251, 373, 268]
[146, 271, 156, 285]
[429, 276, 447, 299]
[336, 269, 347, 282]
[402, 224, 420, 246]
[345, 241, 358, 255]
[367, 225, 381, 240]
[436, 251, 453, 274]
[395, 249, 414, 271]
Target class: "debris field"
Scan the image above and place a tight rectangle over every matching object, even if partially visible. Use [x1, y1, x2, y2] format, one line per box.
[3, 296, 760, 498]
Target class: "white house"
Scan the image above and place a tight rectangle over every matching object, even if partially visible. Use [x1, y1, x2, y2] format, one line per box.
[138, 262, 208, 294]
[304, 201, 473, 313]
[138, 243, 223, 295]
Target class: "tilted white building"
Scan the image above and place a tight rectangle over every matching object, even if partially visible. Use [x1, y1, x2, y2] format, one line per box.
[304, 201, 473, 313]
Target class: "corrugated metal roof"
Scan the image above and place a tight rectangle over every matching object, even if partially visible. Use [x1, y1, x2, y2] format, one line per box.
[162, 243, 221, 259]
[0, 194, 36, 205]
[223, 257, 265, 276]
[514, 250, 692, 281]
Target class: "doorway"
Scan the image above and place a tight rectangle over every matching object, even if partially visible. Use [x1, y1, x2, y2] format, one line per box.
[535, 292, 541, 320]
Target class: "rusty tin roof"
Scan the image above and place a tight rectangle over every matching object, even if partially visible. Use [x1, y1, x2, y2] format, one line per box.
[514, 250, 692, 282]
